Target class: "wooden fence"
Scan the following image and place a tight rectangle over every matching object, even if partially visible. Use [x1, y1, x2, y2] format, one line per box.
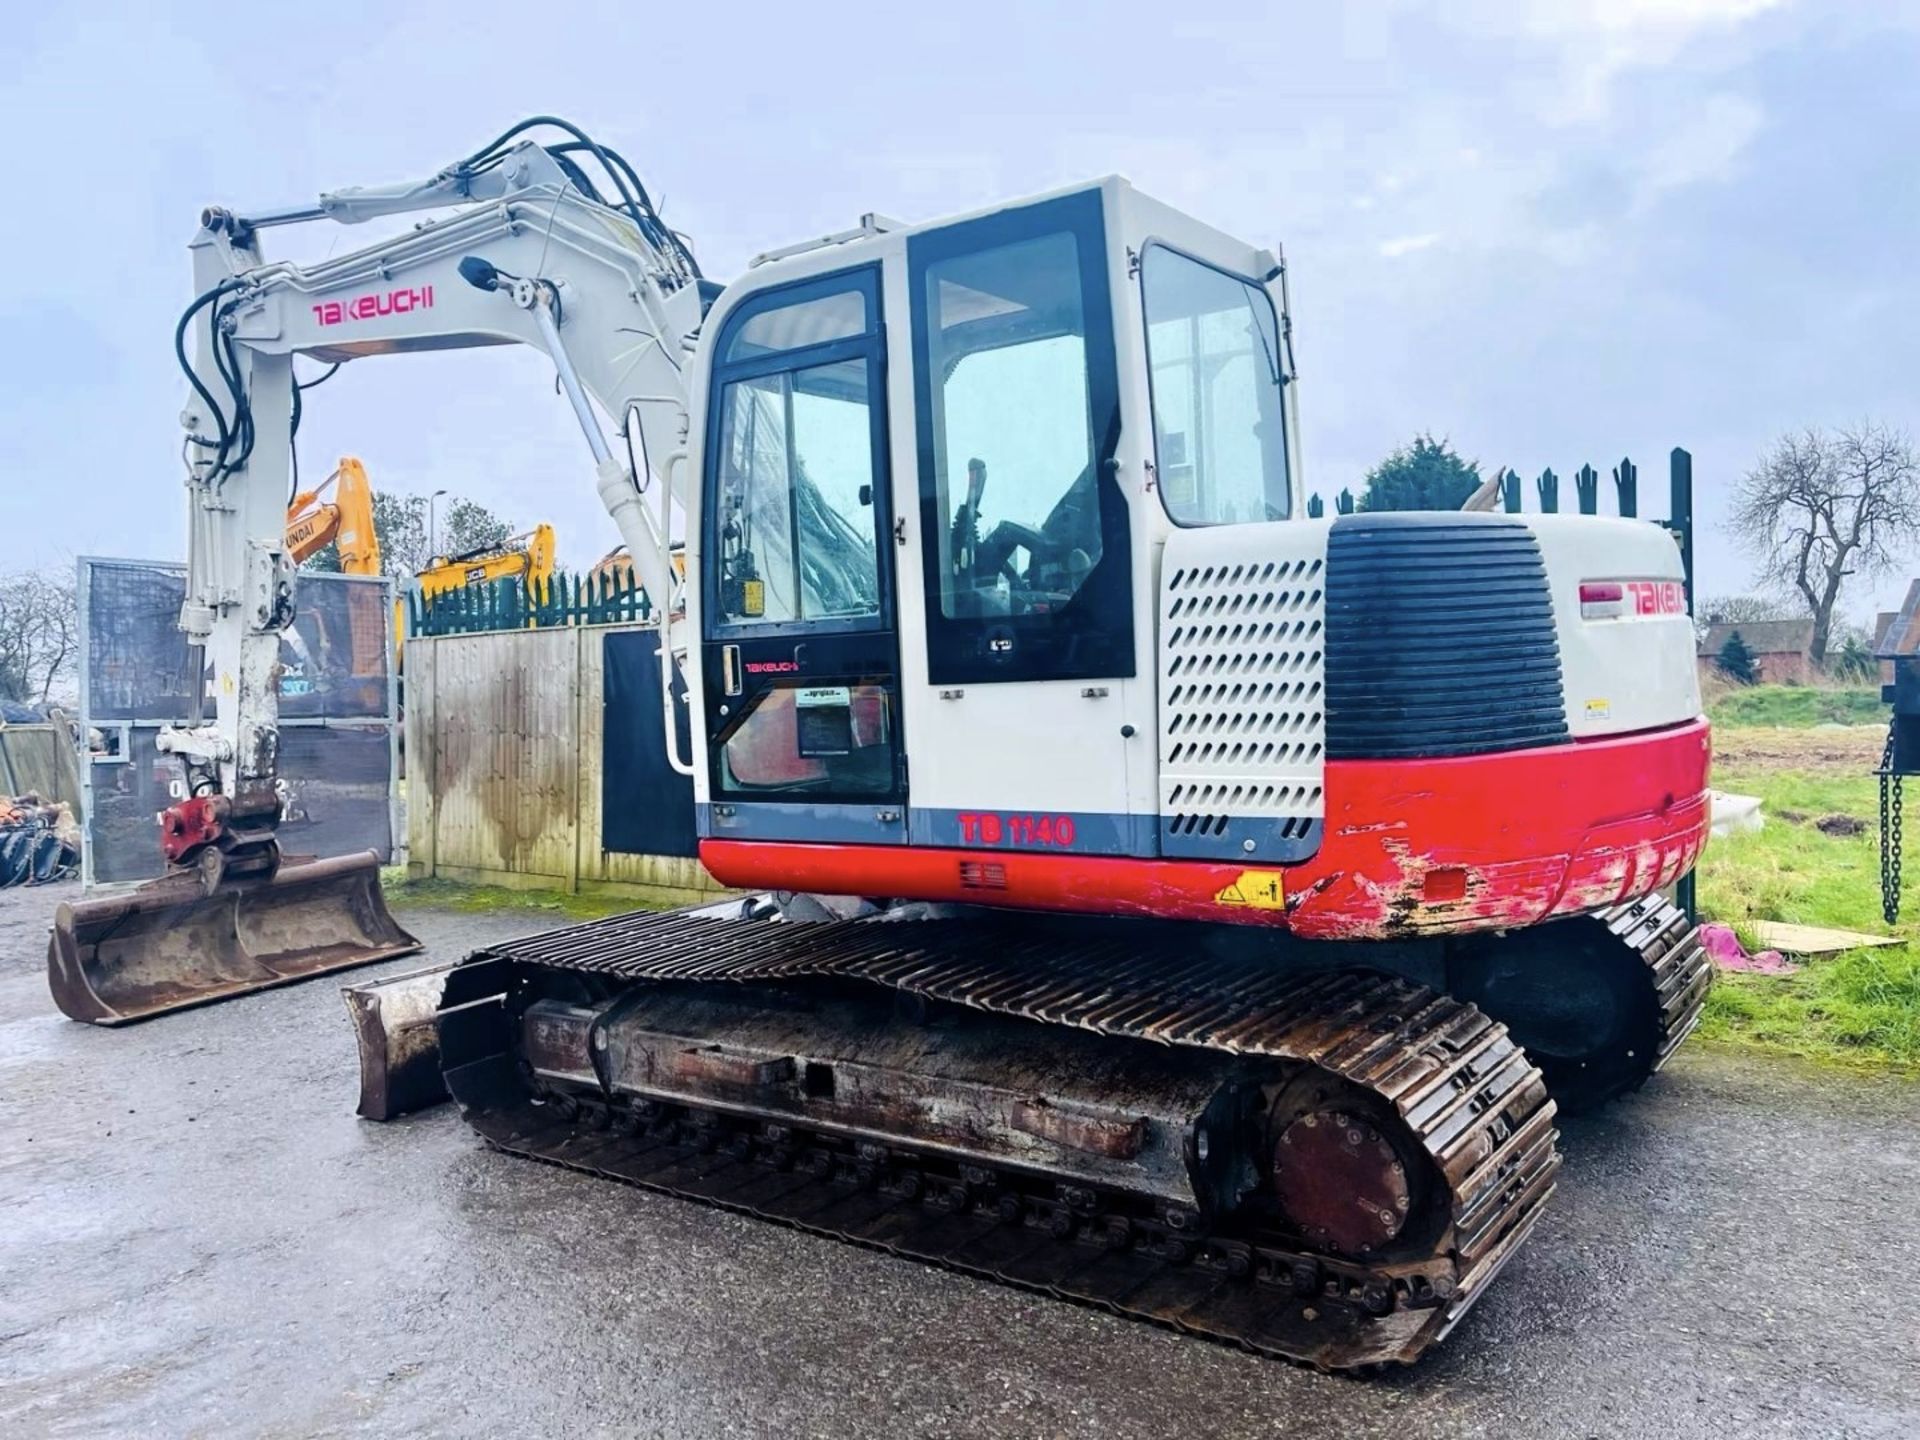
[405, 622, 730, 906]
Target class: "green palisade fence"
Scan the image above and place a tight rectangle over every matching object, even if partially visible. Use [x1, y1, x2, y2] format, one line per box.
[1305, 447, 1694, 591]
[408, 568, 653, 638]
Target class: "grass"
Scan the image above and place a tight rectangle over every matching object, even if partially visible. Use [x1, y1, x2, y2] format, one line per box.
[1707, 683, 1883, 728]
[1696, 724, 1920, 1070]
[379, 870, 649, 923]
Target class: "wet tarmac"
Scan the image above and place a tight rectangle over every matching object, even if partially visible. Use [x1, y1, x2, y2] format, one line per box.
[3, 881, 1917, 1438]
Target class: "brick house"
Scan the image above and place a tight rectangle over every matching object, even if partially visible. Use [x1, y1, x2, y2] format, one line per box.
[1696, 619, 1816, 685]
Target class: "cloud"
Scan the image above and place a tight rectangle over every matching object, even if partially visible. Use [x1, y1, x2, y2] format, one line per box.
[1378, 233, 1443, 258]
[1457, 0, 1791, 120]
[1635, 93, 1766, 205]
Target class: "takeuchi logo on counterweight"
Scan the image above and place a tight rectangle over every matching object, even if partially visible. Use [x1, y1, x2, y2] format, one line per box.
[312, 285, 434, 326]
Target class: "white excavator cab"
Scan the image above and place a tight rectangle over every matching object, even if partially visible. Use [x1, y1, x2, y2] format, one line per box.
[685, 179, 1303, 857]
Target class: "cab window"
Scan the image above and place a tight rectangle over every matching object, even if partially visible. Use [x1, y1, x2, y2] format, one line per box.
[713, 359, 880, 624]
[910, 190, 1133, 684]
[1141, 246, 1290, 526]
[708, 272, 884, 631]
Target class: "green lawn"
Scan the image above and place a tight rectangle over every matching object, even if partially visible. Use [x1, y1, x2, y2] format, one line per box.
[1697, 725, 1920, 1069]
[1707, 683, 1883, 728]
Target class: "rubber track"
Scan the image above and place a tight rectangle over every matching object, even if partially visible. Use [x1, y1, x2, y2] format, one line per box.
[454, 913, 1561, 1369]
[1600, 894, 1713, 1074]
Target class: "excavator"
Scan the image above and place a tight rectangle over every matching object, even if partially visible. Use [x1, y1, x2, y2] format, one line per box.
[397, 521, 556, 670]
[416, 522, 557, 600]
[285, 455, 381, 574]
[284, 455, 392, 684]
[51, 118, 1709, 1368]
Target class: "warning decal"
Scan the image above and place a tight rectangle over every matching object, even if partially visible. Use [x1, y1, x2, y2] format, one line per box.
[1214, 870, 1286, 911]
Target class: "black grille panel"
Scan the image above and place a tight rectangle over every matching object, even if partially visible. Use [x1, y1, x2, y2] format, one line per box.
[1325, 513, 1569, 759]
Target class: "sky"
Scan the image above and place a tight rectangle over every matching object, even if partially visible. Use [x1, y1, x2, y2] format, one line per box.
[4, 0, 1918, 621]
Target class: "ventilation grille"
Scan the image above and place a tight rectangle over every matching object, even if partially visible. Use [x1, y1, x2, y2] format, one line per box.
[1159, 546, 1328, 860]
[1324, 514, 1569, 759]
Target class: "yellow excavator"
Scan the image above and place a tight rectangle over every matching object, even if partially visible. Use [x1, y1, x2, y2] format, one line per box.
[285, 456, 381, 573]
[288, 457, 556, 665]
[417, 523, 557, 600]
[396, 523, 557, 670]
[284, 457, 389, 680]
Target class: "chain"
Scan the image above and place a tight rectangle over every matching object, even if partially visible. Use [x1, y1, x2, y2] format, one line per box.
[1881, 723, 1903, 925]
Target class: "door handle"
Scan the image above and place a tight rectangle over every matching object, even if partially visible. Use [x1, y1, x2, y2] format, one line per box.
[722, 644, 742, 697]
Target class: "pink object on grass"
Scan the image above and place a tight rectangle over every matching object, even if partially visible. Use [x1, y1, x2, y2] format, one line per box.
[1699, 921, 1798, 974]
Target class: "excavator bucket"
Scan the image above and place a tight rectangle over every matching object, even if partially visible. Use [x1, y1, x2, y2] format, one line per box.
[48, 850, 420, 1026]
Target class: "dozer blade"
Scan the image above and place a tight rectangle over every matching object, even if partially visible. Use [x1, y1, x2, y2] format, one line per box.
[48, 850, 421, 1026]
[343, 961, 456, 1120]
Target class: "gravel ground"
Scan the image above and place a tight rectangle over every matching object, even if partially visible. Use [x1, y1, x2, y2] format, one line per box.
[3, 879, 1918, 1439]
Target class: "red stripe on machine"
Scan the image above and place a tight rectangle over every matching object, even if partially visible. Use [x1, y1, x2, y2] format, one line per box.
[701, 719, 1712, 941]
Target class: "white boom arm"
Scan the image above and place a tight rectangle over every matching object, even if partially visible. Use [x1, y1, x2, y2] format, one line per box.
[165, 136, 706, 835]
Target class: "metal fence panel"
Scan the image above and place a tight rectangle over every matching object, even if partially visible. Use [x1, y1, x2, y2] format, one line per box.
[77, 558, 401, 887]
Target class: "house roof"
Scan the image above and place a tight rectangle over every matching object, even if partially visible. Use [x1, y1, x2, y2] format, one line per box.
[1696, 619, 1815, 657]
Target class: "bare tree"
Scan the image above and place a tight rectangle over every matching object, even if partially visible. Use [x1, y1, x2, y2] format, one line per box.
[0, 570, 79, 706]
[1731, 422, 1920, 665]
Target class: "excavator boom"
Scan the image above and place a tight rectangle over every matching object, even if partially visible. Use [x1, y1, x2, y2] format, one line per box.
[51, 122, 697, 1027]
[284, 457, 381, 571]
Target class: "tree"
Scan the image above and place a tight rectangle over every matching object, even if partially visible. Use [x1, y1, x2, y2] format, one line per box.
[1360, 434, 1482, 512]
[302, 491, 510, 578]
[0, 570, 78, 706]
[1830, 628, 1877, 683]
[438, 497, 514, 560]
[1731, 422, 1920, 666]
[1716, 629, 1759, 685]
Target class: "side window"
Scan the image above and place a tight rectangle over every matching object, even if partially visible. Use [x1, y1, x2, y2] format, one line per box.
[715, 683, 895, 797]
[911, 192, 1133, 684]
[702, 265, 901, 810]
[1141, 247, 1291, 526]
[715, 359, 880, 625]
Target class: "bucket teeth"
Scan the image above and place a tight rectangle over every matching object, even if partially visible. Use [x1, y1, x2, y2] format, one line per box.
[47, 850, 420, 1025]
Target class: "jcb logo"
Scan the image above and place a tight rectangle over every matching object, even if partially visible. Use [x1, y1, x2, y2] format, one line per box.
[1625, 580, 1685, 616]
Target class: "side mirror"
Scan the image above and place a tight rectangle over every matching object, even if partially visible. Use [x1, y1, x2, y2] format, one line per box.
[858, 484, 873, 507]
[458, 256, 502, 292]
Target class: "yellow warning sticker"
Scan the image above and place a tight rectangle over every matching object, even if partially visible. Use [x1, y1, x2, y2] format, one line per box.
[1214, 870, 1286, 911]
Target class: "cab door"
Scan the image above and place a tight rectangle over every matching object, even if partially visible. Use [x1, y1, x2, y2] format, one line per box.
[698, 265, 907, 844]
[899, 188, 1143, 855]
